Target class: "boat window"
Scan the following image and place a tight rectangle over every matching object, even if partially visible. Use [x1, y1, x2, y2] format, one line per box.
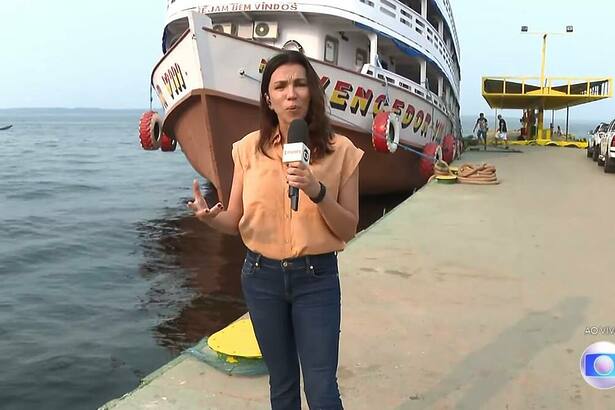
[163, 17, 189, 53]
[400, 0, 421, 14]
[378, 55, 389, 70]
[324, 36, 339, 65]
[355, 48, 368, 71]
[283, 40, 305, 54]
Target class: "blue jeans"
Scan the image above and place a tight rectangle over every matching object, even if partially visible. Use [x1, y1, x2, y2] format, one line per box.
[477, 129, 487, 142]
[241, 249, 343, 410]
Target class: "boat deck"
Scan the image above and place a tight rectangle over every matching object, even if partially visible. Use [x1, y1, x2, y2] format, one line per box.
[100, 146, 615, 409]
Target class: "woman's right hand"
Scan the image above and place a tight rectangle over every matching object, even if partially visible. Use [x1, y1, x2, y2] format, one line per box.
[187, 179, 223, 221]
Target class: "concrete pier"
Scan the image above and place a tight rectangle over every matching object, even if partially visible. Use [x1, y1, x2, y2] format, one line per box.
[101, 146, 615, 409]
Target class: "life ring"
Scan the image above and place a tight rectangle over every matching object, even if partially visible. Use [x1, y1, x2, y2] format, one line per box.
[441, 134, 455, 163]
[138, 111, 161, 150]
[419, 142, 442, 180]
[160, 132, 177, 152]
[371, 111, 400, 154]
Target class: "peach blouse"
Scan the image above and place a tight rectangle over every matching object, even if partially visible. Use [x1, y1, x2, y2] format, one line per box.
[231, 130, 364, 259]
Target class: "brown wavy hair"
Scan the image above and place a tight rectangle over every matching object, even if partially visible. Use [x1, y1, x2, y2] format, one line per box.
[258, 50, 334, 161]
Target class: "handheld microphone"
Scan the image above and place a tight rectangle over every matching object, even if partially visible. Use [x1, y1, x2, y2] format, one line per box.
[282, 119, 310, 211]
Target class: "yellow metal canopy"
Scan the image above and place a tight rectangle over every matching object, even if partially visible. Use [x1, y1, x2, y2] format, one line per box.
[482, 76, 612, 110]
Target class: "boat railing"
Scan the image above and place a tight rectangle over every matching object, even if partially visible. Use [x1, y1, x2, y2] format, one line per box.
[354, 0, 459, 85]
[166, 0, 459, 55]
[482, 76, 613, 97]
[165, 0, 460, 95]
[434, 0, 459, 51]
[362, 64, 449, 114]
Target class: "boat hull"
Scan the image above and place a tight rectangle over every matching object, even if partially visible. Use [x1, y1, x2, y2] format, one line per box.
[165, 89, 428, 204]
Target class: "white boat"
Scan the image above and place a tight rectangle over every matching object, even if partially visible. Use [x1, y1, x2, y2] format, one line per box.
[140, 0, 462, 204]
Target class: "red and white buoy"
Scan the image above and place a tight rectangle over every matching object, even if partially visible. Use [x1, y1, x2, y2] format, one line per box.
[419, 142, 442, 180]
[159, 132, 177, 152]
[371, 111, 448, 180]
[371, 111, 400, 154]
[441, 133, 456, 164]
[138, 111, 162, 150]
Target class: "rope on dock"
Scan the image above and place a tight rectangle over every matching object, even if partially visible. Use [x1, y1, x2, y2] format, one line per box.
[429, 160, 457, 184]
[457, 163, 499, 184]
[431, 161, 500, 185]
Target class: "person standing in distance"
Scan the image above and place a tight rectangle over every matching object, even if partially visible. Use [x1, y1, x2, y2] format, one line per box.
[187, 50, 363, 410]
[497, 114, 509, 148]
[473, 112, 488, 144]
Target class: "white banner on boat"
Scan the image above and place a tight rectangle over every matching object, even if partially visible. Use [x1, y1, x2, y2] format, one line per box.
[198, 2, 298, 13]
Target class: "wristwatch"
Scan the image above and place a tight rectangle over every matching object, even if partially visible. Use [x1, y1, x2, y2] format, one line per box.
[309, 181, 326, 204]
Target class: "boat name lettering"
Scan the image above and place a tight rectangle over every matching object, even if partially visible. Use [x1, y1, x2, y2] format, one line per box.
[319, 76, 331, 91]
[372, 95, 388, 116]
[155, 84, 169, 109]
[391, 99, 404, 116]
[401, 104, 415, 128]
[413, 111, 425, 133]
[320, 77, 437, 137]
[199, 2, 297, 13]
[330, 81, 353, 111]
[350, 87, 373, 117]
[161, 63, 187, 100]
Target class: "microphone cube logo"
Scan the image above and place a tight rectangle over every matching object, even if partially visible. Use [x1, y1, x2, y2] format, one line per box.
[580, 341, 615, 389]
[282, 143, 310, 165]
[302, 147, 310, 163]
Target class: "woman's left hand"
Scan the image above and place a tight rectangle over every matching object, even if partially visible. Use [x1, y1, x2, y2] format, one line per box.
[286, 162, 320, 198]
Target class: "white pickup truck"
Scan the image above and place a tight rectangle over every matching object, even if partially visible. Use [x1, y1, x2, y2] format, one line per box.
[588, 122, 608, 160]
[598, 119, 615, 173]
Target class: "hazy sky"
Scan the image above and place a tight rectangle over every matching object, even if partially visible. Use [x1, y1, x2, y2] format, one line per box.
[0, 1, 163, 110]
[1, 0, 613, 121]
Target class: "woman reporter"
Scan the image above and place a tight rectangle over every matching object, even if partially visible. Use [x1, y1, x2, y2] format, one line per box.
[188, 50, 363, 410]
